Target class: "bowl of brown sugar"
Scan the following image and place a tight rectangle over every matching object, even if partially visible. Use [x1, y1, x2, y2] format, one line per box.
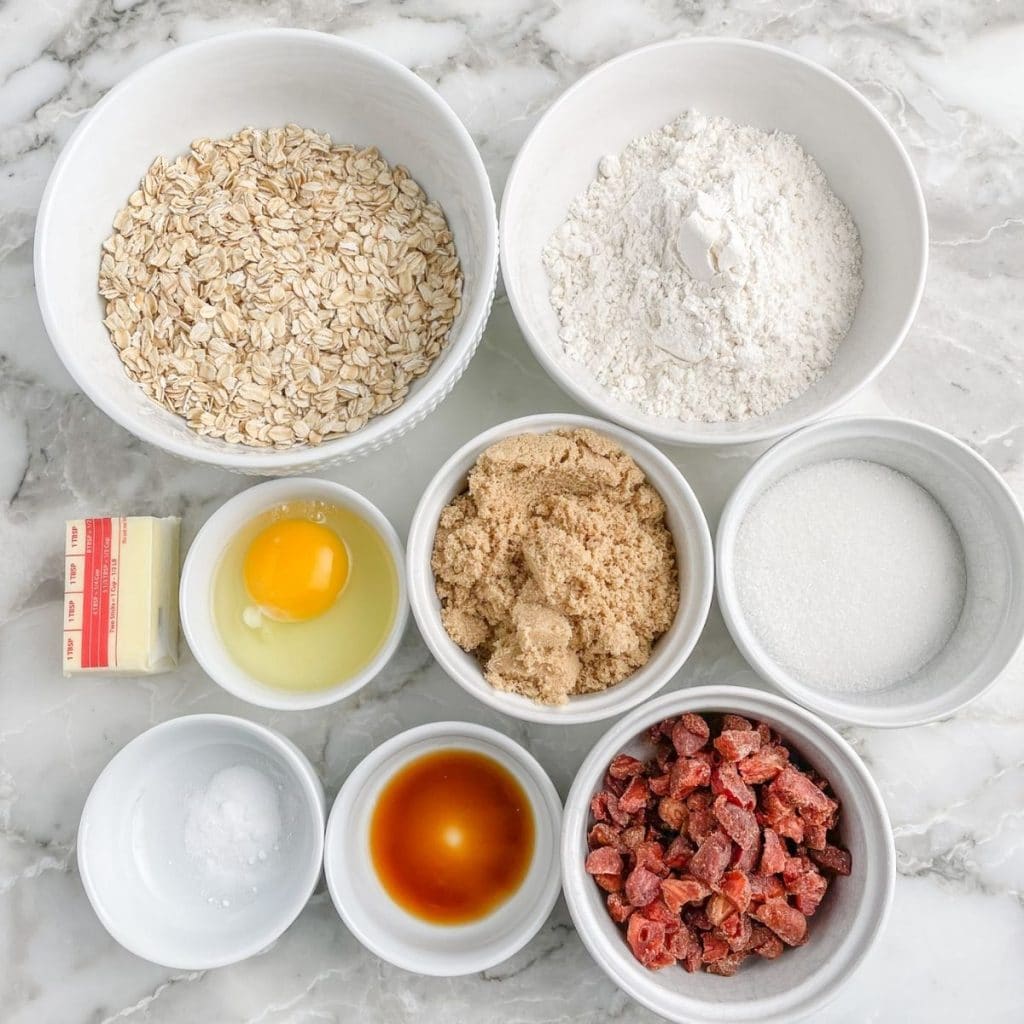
[407, 414, 715, 724]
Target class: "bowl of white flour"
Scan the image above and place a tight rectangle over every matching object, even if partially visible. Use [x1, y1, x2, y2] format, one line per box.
[500, 38, 927, 447]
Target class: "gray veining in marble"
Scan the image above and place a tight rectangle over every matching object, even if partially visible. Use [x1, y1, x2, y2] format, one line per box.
[1, 1, 1023, 1022]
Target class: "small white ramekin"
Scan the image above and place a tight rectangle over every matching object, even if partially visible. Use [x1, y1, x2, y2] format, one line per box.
[716, 416, 1024, 727]
[35, 29, 498, 474]
[180, 477, 409, 710]
[324, 721, 562, 976]
[562, 686, 894, 1024]
[78, 714, 325, 970]
[406, 413, 714, 725]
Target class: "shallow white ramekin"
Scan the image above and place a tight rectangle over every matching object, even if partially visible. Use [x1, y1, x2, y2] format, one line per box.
[406, 413, 715, 725]
[180, 477, 409, 710]
[34, 29, 498, 474]
[78, 714, 325, 970]
[562, 686, 894, 1024]
[324, 721, 562, 976]
[501, 38, 927, 447]
[716, 416, 1024, 727]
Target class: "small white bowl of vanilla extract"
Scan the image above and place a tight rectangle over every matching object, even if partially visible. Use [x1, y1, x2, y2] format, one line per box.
[324, 721, 562, 975]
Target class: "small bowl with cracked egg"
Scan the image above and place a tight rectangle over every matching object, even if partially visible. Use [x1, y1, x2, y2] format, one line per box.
[34, 29, 497, 475]
[406, 414, 715, 724]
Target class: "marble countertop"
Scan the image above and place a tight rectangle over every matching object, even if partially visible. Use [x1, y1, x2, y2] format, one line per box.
[2, 1, 1023, 1022]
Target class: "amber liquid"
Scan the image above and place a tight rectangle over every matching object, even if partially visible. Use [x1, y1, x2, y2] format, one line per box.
[369, 749, 535, 924]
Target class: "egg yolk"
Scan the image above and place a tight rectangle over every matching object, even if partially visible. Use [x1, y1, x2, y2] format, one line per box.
[243, 519, 349, 622]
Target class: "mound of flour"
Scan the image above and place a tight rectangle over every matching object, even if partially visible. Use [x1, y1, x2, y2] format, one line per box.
[543, 111, 863, 422]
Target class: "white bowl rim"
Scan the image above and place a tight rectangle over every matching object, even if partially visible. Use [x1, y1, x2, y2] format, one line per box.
[323, 720, 563, 976]
[77, 713, 326, 970]
[34, 27, 499, 471]
[406, 412, 715, 724]
[180, 477, 410, 710]
[499, 35, 929, 448]
[560, 685, 896, 1024]
[715, 415, 1024, 727]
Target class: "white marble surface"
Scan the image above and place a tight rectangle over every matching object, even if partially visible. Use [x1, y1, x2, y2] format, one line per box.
[1, 2, 1023, 1022]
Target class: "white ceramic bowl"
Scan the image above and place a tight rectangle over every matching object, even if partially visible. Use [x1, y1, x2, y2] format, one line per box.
[34, 29, 498, 474]
[562, 686, 894, 1024]
[78, 714, 325, 969]
[324, 721, 562, 975]
[501, 38, 927, 447]
[716, 416, 1024, 727]
[180, 477, 409, 710]
[406, 413, 714, 724]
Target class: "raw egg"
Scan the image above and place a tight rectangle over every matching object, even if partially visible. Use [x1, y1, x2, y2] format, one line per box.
[212, 500, 399, 693]
[244, 519, 349, 622]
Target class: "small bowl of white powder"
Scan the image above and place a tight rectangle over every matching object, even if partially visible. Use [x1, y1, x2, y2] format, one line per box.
[78, 714, 325, 968]
[500, 38, 927, 447]
[716, 417, 1024, 726]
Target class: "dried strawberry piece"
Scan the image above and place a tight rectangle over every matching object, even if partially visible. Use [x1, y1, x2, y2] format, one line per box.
[769, 767, 837, 824]
[660, 876, 710, 913]
[755, 933, 784, 959]
[751, 898, 808, 946]
[689, 830, 732, 887]
[721, 714, 753, 732]
[625, 865, 663, 907]
[721, 911, 753, 952]
[669, 757, 711, 800]
[733, 838, 760, 874]
[585, 846, 624, 876]
[714, 729, 762, 762]
[664, 834, 695, 870]
[617, 824, 644, 850]
[738, 745, 789, 784]
[686, 907, 713, 931]
[594, 873, 624, 893]
[685, 791, 716, 843]
[706, 951, 747, 976]
[713, 794, 759, 850]
[809, 844, 852, 876]
[760, 828, 787, 876]
[618, 775, 650, 815]
[719, 869, 752, 913]
[711, 763, 756, 811]
[755, 722, 773, 744]
[804, 821, 828, 850]
[590, 791, 610, 823]
[658, 796, 688, 831]
[744, 923, 773, 953]
[782, 854, 815, 888]
[608, 754, 645, 780]
[606, 891, 634, 924]
[634, 840, 668, 877]
[649, 773, 670, 797]
[626, 914, 669, 969]
[649, 718, 676, 744]
[760, 792, 804, 843]
[602, 773, 627, 797]
[791, 871, 828, 917]
[588, 822, 626, 851]
[671, 713, 711, 756]
[748, 873, 786, 902]
[640, 897, 682, 933]
[701, 931, 730, 964]
[705, 893, 733, 927]
[681, 944, 704, 973]
[667, 923, 699, 960]
[602, 791, 633, 827]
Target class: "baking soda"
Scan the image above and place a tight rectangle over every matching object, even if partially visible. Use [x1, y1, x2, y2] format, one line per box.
[734, 459, 966, 692]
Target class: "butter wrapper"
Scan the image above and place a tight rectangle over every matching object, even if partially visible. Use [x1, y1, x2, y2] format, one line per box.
[63, 517, 180, 676]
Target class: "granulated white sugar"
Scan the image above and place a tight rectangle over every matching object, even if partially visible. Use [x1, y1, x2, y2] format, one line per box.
[734, 459, 966, 692]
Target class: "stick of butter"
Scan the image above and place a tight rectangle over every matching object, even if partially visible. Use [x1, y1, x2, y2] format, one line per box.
[63, 517, 181, 676]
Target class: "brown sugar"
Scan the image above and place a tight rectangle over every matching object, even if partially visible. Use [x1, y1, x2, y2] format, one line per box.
[431, 428, 680, 705]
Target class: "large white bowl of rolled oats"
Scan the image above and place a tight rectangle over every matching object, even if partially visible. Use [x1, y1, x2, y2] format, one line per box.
[35, 29, 498, 473]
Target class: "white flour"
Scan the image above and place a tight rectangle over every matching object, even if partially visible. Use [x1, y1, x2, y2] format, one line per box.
[543, 111, 864, 421]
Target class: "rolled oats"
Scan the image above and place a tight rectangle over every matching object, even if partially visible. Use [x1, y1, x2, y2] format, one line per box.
[98, 125, 463, 449]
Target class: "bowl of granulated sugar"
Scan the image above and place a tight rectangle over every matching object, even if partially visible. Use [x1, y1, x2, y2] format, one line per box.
[500, 38, 927, 447]
[716, 416, 1024, 727]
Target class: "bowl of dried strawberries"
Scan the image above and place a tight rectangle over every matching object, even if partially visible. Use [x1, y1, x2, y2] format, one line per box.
[561, 685, 893, 1024]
